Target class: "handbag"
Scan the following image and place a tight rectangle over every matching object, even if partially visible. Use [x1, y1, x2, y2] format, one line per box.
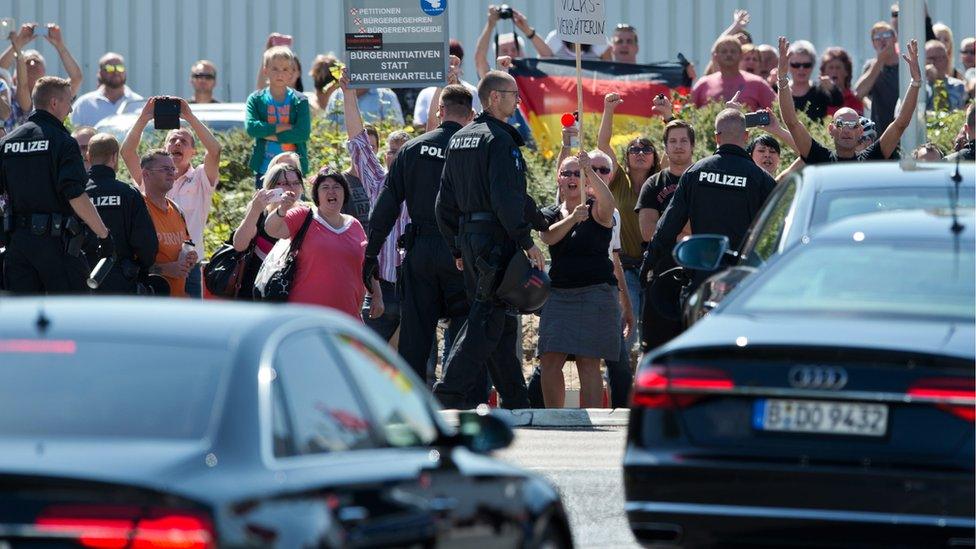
[203, 240, 253, 298]
[255, 209, 314, 302]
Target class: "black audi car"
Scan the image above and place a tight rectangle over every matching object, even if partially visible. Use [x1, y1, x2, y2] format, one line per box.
[624, 208, 975, 548]
[0, 298, 572, 548]
[683, 161, 975, 326]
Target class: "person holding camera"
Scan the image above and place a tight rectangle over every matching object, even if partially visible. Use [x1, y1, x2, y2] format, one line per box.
[121, 96, 222, 298]
[0, 22, 83, 129]
[1, 76, 114, 294]
[83, 133, 158, 294]
[474, 5, 553, 80]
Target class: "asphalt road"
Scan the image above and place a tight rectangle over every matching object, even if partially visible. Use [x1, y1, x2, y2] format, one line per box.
[495, 426, 639, 549]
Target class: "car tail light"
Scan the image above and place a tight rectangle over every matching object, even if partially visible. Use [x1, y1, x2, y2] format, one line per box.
[908, 377, 976, 422]
[35, 504, 215, 548]
[632, 365, 735, 408]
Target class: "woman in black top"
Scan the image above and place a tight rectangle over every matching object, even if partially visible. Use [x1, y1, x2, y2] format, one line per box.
[537, 152, 619, 408]
[786, 40, 843, 121]
[232, 163, 305, 299]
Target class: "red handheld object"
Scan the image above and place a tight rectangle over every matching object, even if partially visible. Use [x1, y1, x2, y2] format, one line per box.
[560, 113, 576, 127]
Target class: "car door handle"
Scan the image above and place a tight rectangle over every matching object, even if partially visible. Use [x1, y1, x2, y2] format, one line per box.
[337, 506, 370, 522]
[428, 496, 458, 512]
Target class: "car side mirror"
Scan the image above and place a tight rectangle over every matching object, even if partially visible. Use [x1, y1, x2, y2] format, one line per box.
[672, 234, 730, 271]
[457, 407, 514, 453]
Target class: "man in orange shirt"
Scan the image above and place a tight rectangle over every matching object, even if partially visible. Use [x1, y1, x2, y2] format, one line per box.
[140, 149, 195, 297]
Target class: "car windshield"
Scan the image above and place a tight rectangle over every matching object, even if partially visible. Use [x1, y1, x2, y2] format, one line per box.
[729, 239, 975, 321]
[0, 340, 227, 439]
[811, 186, 976, 229]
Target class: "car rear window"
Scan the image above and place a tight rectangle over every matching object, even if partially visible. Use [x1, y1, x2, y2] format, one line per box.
[730, 240, 975, 321]
[811, 186, 976, 229]
[0, 341, 227, 439]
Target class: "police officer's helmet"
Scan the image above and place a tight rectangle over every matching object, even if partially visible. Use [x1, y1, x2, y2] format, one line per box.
[495, 252, 550, 313]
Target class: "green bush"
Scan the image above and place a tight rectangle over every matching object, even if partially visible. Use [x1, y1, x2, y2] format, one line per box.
[119, 100, 964, 259]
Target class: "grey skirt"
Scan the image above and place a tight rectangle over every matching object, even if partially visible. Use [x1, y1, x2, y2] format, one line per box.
[536, 283, 622, 360]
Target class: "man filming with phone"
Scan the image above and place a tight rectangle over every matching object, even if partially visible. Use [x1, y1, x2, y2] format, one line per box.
[120, 95, 222, 298]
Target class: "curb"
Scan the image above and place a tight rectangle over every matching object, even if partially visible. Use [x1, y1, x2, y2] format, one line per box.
[439, 408, 630, 428]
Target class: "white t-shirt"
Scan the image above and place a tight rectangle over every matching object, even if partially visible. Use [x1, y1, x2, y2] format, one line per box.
[166, 164, 217, 257]
[412, 79, 482, 125]
[544, 30, 609, 60]
[609, 209, 621, 257]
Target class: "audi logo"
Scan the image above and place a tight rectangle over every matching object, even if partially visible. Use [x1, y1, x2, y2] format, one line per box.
[788, 365, 848, 390]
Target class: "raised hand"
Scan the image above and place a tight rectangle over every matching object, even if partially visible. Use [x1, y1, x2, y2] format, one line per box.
[777, 37, 790, 79]
[44, 23, 63, 48]
[570, 203, 589, 223]
[496, 55, 513, 70]
[604, 92, 623, 110]
[725, 90, 744, 110]
[487, 4, 501, 23]
[651, 92, 673, 118]
[902, 39, 921, 81]
[731, 9, 750, 31]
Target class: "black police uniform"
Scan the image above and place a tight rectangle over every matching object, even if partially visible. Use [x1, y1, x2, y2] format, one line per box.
[366, 121, 470, 383]
[432, 111, 537, 410]
[643, 143, 776, 305]
[0, 110, 90, 293]
[83, 165, 159, 293]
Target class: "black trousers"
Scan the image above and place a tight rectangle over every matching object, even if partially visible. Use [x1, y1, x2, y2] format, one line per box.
[2, 231, 88, 294]
[432, 232, 529, 410]
[398, 235, 469, 384]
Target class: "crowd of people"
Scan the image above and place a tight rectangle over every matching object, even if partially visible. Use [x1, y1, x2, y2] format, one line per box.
[0, 5, 974, 410]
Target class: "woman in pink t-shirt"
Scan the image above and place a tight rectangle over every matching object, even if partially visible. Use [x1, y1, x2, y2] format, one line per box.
[264, 168, 383, 319]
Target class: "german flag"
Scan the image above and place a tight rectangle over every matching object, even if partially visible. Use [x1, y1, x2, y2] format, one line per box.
[510, 58, 690, 153]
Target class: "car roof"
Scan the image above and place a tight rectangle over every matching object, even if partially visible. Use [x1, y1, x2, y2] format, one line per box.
[810, 207, 975, 242]
[800, 160, 975, 192]
[0, 296, 352, 346]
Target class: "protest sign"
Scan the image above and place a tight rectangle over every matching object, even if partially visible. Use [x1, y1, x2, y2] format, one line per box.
[343, 0, 449, 88]
[555, 0, 606, 46]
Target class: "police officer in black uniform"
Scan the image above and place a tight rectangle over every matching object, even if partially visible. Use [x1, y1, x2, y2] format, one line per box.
[363, 84, 475, 382]
[432, 70, 547, 410]
[642, 108, 776, 291]
[0, 76, 113, 293]
[83, 133, 158, 293]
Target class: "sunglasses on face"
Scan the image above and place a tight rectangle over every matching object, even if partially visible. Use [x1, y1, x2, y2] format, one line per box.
[559, 170, 581, 178]
[494, 89, 520, 99]
[592, 166, 612, 174]
[192, 73, 215, 80]
[790, 62, 813, 69]
[834, 120, 860, 129]
[102, 64, 125, 73]
[873, 31, 895, 41]
[628, 146, 654, 155]
[963, 49, 976, 55]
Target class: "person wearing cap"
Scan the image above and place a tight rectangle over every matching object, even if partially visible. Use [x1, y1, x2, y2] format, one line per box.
[779, 36, 921, 164]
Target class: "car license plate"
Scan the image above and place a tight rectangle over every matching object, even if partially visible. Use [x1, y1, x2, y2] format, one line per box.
[753, 399, 888, 437]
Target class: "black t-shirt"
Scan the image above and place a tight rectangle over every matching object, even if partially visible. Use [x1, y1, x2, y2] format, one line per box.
[541, 201, 615, 289]
[637, 169, 682, 216]
[792, 85, 843, 121]
[802, 137, 899, 165]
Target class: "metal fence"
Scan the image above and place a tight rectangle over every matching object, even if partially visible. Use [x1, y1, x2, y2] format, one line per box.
[0, 0, 971, 105]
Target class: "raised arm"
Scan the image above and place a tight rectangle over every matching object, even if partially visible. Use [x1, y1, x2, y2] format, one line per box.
[878, 39, 921, 159]
[45, 25, 83, 98]
[178, 98, 222, 185]
[10, 35, 30, 115]
[426, 55, 461, 132]
[776, 37, 813, 158]
[474, 6, 501, 79]
[512, 8, 553, 58]
[0, 24, 33, 72]
[339, 68, 364, 139]
[120, 98, 155, 187]
[598, 93, 622, 173]
[854, 40, 896, 100]
[578, 151, 616, 227]
[232, 191, 271, 251]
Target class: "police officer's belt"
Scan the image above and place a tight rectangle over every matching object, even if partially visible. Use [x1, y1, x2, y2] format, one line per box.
[14, 213, 81, 238]
[459, 212, 506, 237]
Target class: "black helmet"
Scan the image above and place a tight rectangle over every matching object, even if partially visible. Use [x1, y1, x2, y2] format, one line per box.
[495, 252, 550, 313]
